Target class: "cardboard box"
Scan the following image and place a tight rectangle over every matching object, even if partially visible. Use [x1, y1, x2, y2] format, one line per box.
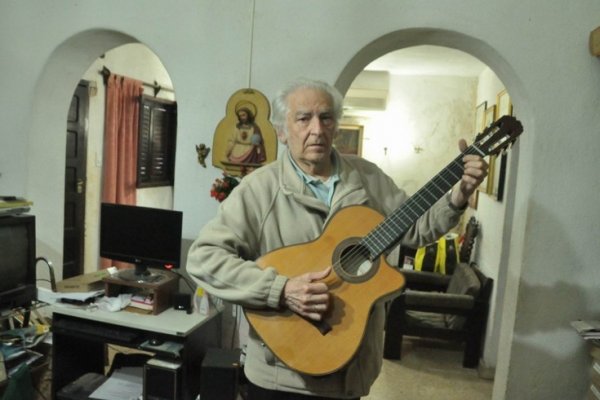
[56, 270, 110, 293]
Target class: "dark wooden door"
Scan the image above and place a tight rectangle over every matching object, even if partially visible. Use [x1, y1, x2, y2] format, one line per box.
[63, 82, 89, 279]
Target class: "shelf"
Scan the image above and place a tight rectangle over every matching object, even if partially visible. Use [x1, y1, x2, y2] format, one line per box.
[103, 269, 178, 315]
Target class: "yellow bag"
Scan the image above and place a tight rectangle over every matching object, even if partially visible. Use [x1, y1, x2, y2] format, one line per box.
[414, 234, 459, 275]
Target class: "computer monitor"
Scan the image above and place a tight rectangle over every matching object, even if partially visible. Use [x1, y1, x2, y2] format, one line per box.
[100, 203, 183, 283]
[0, 214, 37, 312]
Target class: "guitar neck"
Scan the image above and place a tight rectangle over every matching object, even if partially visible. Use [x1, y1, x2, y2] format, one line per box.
[361, 145, 483, 258]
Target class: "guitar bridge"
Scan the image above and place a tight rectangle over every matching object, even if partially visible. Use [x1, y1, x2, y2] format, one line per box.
[306, 317, 332, 336]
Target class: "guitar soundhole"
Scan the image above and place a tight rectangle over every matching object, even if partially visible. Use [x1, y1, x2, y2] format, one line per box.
[334, 239, 378, 283]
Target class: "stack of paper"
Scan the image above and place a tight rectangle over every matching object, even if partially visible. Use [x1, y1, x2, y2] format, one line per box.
[571, 320, 600, 340]
[0, 196, 33, 215]
[37, 286, 104, 305]
[6, 350, 42, 377]
[89, 367, 143, 400]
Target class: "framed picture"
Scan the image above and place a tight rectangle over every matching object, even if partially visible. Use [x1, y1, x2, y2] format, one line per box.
[490, 89, 513, 201]
[335, 124, 364, 156]
[468, 189, 479, 210]
[478, 161, 492, 194]
[484, 104, 496, 129]
[477, 104, 496, 194]
[496, 89, 513, 118]
[490, 152, 507, 201]
[474, 101, 487, 135]
[473, 101, 487, 196]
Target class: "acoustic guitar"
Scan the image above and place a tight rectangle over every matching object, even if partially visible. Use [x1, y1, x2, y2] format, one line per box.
[244, 115, 523, 376]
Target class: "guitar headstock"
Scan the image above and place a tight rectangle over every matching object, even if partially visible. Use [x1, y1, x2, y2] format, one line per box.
[474, 115, 523, 157]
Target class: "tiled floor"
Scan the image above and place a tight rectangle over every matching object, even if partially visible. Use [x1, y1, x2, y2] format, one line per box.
[106, 338, 493, 400]
[365, 338, 493, 400]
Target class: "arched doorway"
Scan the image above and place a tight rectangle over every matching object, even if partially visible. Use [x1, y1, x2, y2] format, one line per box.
[62, 43, 177, 278]
[336, 30, 524, 382]
[27, 30, 178, 281]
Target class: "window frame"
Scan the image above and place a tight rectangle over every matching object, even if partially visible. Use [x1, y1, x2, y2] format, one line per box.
[136, 95, 177, 188]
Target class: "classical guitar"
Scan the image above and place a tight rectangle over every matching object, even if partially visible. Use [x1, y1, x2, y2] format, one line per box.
[244, 115, 523, 376]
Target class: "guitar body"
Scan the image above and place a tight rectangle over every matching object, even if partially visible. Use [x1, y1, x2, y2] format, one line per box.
[244, 205, 405, 376]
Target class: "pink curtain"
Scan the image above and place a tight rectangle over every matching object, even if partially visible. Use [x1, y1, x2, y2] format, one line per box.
[102, 74, 143, 205]
[101, 74, 143, 269]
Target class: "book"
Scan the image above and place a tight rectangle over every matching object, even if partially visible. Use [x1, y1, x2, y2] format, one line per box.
[0, 197, 33, 208]
[591, 344, 600, 361]
[572, 320, 600, 339]
[590, 383, 600, 400]
[0, 196, 33, 215]
[6, 349, 42, 377]
[592, 361, 600, 388]
[0, 351, 6, 384]
[129, 294, 154, 311]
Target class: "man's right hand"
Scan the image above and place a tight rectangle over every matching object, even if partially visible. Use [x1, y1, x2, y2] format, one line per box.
[281, 266, 331, 321]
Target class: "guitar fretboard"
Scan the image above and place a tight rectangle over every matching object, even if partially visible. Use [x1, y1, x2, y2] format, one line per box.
[361, 146, 483, 259]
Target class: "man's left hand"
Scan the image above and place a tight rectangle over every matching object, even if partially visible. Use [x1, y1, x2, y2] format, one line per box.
[450, 139, 489, 208]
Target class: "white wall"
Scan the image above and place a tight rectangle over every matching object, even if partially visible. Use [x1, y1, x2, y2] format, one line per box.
[472, 67, 511, 369]
[1, 1, 600, 399]
[348, 74, 477, 196]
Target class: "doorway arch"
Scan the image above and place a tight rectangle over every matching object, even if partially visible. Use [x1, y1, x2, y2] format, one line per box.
[335, 27, 529, 387]
[336, 28, 524, 96]
[80, 43, 177, 276]
[26, 29, 141, 281]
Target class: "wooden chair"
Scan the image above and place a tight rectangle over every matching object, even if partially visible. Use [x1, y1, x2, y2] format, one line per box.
[384, 262, 493, 368]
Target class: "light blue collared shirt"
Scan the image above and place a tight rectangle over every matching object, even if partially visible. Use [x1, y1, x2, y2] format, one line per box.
[288, 152, 340, 207]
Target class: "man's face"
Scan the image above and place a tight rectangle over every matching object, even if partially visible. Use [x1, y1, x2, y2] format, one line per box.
[279, 87, 337, 172]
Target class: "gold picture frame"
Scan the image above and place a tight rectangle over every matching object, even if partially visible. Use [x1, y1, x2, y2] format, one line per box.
[474, 101, 487, 135]
[472, 101, 487, 199]
[211, 88, 278, 177]
[489, 90, 513, 201]
[497, 89, 513, 118]
[335, 124, 364, 156]
[484, 104, 497, 129]
[478, 104, 497, 194]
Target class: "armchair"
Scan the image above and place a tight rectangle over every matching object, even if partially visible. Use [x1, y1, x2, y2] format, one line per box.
[384, 262, 493, 368]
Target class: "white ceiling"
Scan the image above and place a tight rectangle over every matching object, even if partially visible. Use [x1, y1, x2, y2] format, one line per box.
[365, 45, 486, 77]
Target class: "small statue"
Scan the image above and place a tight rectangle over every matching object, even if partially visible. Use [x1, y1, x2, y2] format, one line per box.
[196, 144, 211, 168]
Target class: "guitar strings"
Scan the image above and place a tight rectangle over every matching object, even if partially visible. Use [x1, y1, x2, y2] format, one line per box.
[330, 145, 481, 278]
[362, 119, 507, 263]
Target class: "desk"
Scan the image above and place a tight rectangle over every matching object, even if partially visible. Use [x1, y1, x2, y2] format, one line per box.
[51, 304, 221, 400]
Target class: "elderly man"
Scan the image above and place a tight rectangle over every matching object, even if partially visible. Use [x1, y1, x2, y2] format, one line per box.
[187, 78, 487, 399]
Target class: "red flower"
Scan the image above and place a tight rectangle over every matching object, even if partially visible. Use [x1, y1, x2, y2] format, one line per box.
[210, 173, 240, 202]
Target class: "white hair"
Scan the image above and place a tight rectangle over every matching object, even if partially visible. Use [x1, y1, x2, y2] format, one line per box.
[271, 78, 344, 136]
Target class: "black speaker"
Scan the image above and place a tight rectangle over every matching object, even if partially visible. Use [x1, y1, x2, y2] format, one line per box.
[172, 292, 191, 312]
[143, 358, 182, 400]
[200, 348, 241, 400]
